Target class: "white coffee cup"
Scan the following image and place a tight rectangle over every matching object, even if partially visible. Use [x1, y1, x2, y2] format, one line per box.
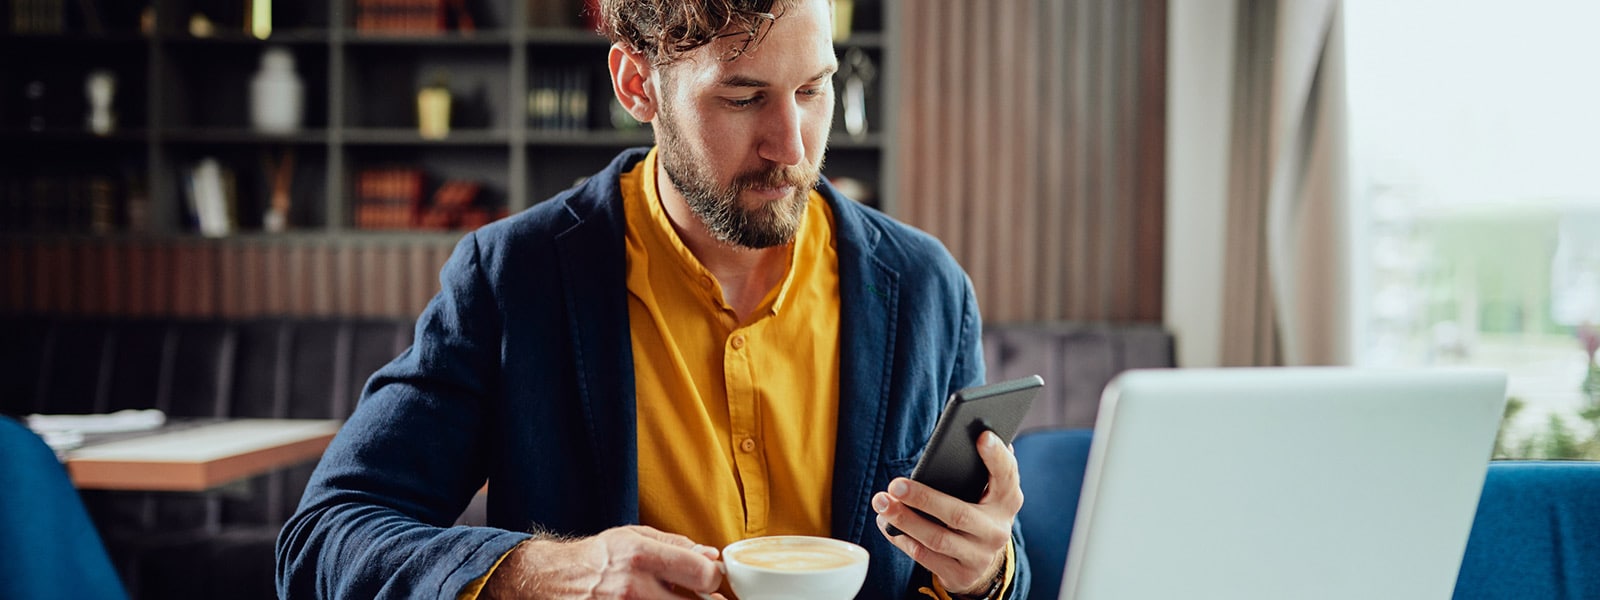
[717, 535, 870, 600]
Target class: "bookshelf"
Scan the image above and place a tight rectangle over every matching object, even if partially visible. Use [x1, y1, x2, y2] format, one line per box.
[0, 0, 891, 320]
[0, 0, 893, 238]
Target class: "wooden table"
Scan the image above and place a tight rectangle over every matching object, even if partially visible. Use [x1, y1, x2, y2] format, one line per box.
[65, 419, 342, 491]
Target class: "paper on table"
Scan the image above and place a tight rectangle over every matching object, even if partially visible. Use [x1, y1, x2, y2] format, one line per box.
[27, 408, 167, 434]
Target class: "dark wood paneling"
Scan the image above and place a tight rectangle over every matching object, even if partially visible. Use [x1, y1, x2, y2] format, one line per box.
[0, 237, 456, 318]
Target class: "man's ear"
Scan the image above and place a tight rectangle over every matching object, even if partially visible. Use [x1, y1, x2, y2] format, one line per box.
[608, 44, 658, 123]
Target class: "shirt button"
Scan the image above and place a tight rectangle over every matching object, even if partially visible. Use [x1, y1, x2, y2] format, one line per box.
[701, 275, 715, 288]
[739, 438, 756, 452]
[730, 335, 746, 350]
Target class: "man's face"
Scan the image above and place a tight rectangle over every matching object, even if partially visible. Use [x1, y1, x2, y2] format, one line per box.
[652, 0, 837, 249]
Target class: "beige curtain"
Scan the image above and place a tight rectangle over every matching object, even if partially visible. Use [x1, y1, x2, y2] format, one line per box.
[894, 0, 1167, 324]
[1220, 0, 1350, 366]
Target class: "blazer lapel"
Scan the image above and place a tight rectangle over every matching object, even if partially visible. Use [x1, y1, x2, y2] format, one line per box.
[827, 191, 899, 543]
[553, 156, 643, 526]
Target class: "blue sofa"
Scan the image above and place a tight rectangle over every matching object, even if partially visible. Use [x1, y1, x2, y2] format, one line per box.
[1013, 428, 1600, 600]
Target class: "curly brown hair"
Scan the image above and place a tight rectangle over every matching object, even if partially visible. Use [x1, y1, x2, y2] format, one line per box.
[598, 0, 800, 66]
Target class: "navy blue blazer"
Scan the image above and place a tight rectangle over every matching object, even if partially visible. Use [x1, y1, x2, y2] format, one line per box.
[276, 148, 1031, 599]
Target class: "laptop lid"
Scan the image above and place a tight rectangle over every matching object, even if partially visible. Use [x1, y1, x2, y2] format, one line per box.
[1059, 368, 1507, 600]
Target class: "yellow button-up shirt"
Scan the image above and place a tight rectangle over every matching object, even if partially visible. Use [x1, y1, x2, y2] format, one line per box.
[623, 148, 841, 546]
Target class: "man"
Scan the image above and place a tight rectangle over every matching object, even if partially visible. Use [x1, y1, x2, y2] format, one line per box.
[275, 0, 1030, 598]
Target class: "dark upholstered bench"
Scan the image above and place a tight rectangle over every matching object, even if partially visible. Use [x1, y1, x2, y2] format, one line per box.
[0, 317, 413, 600]
[984, 322, 1177, 431]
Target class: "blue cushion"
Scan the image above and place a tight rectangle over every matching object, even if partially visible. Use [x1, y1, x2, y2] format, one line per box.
[1015, 428, 1094, 600]
[0, 416, 128, 599]
[1454, 461, 1600, 600]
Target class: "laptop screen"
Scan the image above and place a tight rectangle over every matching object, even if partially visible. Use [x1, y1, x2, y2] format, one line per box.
[1060, 367, 1506, 600]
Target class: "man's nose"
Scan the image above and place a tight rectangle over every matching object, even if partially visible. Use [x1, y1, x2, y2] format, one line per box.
[757, 98, 806, 168]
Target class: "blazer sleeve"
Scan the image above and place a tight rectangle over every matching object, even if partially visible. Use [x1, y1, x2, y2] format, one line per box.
[919, 273, 1033, 600]
[276, 232, 531, 599]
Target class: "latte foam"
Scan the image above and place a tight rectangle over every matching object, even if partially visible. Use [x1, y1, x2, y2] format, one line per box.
[728, 541, 860, 572]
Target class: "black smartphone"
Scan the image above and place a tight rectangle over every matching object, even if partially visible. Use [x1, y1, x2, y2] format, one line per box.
[887, 375, 1043, 536]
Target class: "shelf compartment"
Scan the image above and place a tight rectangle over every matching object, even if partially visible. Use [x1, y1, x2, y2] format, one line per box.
[1, 143, 150, 234]
[159, 43, 330, 131]
[344, 145, 509, 231]
[343, 44, 511, 131]
[0, 42, 150, 132]
[164, 145, 330, 233]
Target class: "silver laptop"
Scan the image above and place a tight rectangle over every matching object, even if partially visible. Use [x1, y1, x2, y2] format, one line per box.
[1060, 367, 1507, 600]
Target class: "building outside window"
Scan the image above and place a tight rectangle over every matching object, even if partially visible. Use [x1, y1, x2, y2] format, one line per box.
[1347, 0, 1600, 458]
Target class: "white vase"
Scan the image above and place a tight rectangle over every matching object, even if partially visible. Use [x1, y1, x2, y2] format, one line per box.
[250, 46, 304, 134]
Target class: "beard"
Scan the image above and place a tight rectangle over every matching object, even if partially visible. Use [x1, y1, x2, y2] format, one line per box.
[655, 107, 823, 249]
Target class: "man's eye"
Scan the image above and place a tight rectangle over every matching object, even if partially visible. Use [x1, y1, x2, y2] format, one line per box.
[726, 96, 760, 108]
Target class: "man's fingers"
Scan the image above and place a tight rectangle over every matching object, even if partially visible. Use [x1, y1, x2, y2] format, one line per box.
[875, 511, 964, 575]
[640, 546, 722, 593]
[628, 532, 723, 593]
[883, 477, 981, 535]
[977, 431, 1023, 510]
[629, 525, 721, 560]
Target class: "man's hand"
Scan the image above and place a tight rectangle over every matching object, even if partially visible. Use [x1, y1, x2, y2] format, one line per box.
[874, 431, 1022, 595]
[482, 525, 725, 599]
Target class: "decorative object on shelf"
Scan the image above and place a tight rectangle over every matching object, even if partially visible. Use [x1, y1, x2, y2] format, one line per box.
[25, 80, 47, 131]
[189, 12, 215, 37]
[838, 47, 876, 141]
[250, 46, 305, 134]
[247, 0, 271, 39]
[139, 5, 155, 34]
[418, 179, 488, 230]
[262, 148, 296, 233]
[84, 69, 116, 136]
[186, 157, 237, 238]
[832, 0, 853, 41]
[417, 73, 452, 140]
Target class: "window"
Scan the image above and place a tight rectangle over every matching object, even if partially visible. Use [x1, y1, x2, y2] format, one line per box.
[1347, 0, 1600, 458]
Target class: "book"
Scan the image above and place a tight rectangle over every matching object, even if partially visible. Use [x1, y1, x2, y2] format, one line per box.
[355, 0, 446, 34]
[355, 167, 425, 229]
[187, 158, 236, 237]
